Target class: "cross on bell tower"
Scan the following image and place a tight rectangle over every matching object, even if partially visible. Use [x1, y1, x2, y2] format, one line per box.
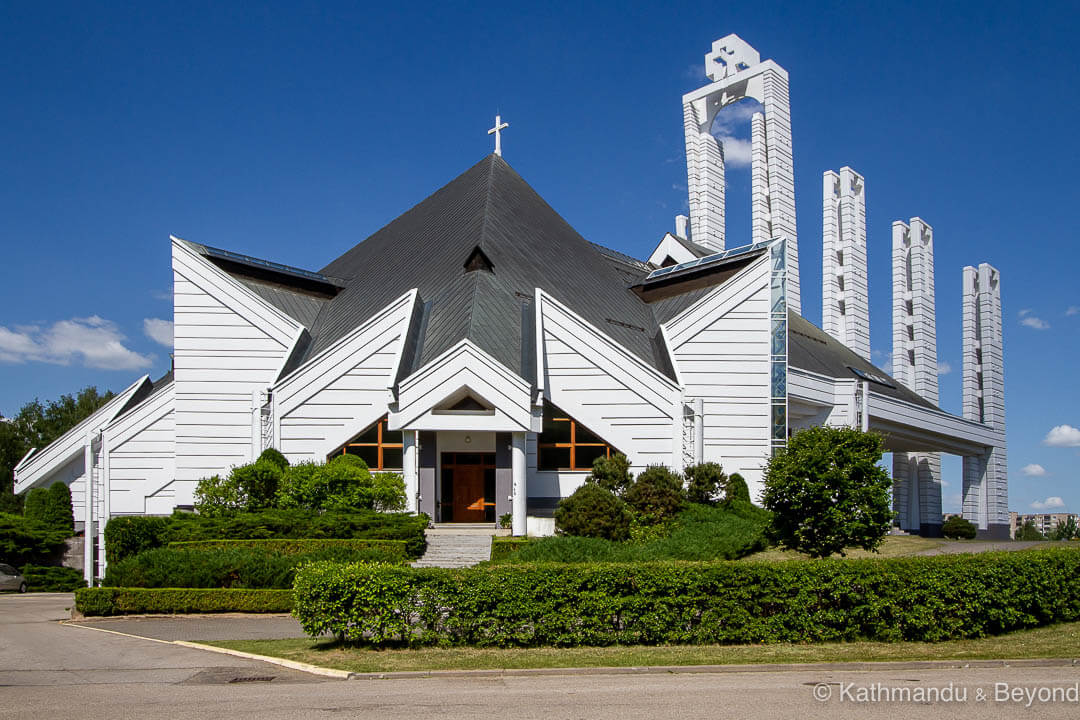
[488, 115, 509, 157]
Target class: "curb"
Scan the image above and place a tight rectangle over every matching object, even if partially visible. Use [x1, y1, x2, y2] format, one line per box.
[173, 641, 352, 679]
[345, 657, 1080, 681]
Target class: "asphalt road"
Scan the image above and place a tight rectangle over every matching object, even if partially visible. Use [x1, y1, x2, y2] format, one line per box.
[2, 593, 1079, 719]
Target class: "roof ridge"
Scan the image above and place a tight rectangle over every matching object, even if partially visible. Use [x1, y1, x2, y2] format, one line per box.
[477, 154, 498, 253]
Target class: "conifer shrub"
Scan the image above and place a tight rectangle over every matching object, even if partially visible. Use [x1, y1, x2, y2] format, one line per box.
[943, 516, 977, 540]
[684, 462, 726, 505]
[586, 453, 633, 496]
[624, 466, 685, 525]
[724, 473, 751, 506]
[20, 564, 85, 591]
[554, 483, 632, 541]
[0, 512, 67, 566]
[104, 516, 172, 563]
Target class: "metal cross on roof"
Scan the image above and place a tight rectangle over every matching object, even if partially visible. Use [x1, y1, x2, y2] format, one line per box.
[488, 114, 509, 157]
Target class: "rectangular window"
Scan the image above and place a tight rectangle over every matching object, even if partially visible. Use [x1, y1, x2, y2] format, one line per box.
[537, 404, 618, 471]
[337, 416, 403, 470]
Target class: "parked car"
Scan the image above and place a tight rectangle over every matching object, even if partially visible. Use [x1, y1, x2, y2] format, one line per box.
[0, 563, 27, 593]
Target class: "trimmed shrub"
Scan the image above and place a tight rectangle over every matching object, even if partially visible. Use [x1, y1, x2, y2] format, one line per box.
[46, 482, 75, 534]
[293, 548, 1080, 647]
[490, 536, 531, 561]
[193, 474, 241, 517]
[258, 447, 290, 472]
[22, 488, 49, 526]
[624, 465, 685, 525]
[104, 516, 172, 563]
[167, 538, 409, 559]
[76, 587, 292, 616]
[586, 454, 633, 496]
[554, 483, 632, 541]
[230, 458, 285, 510]
[21, 564, 85, 592]
[724, 473, 751, 506]
[0, 512, 67, 566]
[943, 516, 977, 540]
[371, 472, 407, 512]
[684, 462, 726, 505]
[103, 544, 405, 589]
[104, 509, 428, 562]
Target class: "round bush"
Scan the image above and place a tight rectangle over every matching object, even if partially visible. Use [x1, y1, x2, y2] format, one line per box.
[943, 516, 977, 540]
[724, 473, 751, 506]
[624, 465, 685, 525]
[554, 483, 632, 541]
[684, 462, 726, 505]
[587, 454, 633, 496]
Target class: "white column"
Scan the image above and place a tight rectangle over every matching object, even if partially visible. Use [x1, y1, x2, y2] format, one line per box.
[683, 100, 726, 252]
[82, 432, 94, 586]
[892, 217, 941, 532]
[822, 167, 868, 359]
[750, 111, 770, 246]
[100, 431, 110, 578]
[402, 431, 418, 514]
[511, 432, 527, 537]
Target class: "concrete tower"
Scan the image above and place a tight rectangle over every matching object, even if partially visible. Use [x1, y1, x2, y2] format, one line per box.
[891, 217, 942, 534]
[822, 168, 869, 360]
[682, 34, 800, 313]
[961, 264, 1010, 537]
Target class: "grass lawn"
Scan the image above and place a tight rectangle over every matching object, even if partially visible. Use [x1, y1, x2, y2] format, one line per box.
[207, 622, 1080, 673]
[739, 534, 946, 561]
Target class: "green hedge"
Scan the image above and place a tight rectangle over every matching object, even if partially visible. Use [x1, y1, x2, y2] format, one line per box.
[104, 544, 406, 589]
[104, 509, 428, 562]
[292, 549, 1080, 647]
[0, 512, 68, 567]
[76, 587, 292, 616]
[21, 565, 85, 592]
[167, 538, 408, 559]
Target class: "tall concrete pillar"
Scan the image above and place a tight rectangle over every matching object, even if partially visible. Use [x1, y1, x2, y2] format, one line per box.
[892, 218, 942, 535]
[511, 432, 527, 536]
[822, 167, 869, 359]
[961, 264, 1009, 538]
[402, 431, 418, 514]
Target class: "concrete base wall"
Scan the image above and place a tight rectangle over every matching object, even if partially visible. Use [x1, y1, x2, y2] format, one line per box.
[976, 523, 1012, 541]
[919, 523, 944, 538]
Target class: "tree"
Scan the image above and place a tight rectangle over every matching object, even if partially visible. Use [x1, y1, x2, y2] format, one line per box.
[684, 462, 726, 505]
[942, 515, 977, 540]
[1016, 519, 1046, 541]
[723, 473, 751, 507]
[762, 426, 894, 558]
[1051, 516, 1078, 541]
[1, 387, 114, 511]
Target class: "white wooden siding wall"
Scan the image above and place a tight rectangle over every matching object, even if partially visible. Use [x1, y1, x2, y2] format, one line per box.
[172, 241, 300, 482]
[56, 455, 89, 524]
[275, 294, 414, 463]
[539, 294, 679, 471]
[106, 386, 176, 514]
[664, 255, 772, 495]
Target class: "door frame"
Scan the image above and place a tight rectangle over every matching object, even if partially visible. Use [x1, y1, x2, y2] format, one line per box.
[438, 452, 496, 522]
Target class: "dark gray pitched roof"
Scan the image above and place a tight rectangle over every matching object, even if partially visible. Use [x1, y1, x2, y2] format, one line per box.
[787, 312, 936, 410]
[234, 278, 328, 328]
[671, 233, 716, 259]
[306, 155, 674, 381]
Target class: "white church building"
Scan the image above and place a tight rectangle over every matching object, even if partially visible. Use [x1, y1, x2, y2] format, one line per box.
[14, 35, 1010, 581]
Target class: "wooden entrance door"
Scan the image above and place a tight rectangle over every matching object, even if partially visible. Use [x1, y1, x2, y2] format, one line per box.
[440, 453, 496, 522]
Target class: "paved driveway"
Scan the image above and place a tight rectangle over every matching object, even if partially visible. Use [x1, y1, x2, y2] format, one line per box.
[4, 593, 1079, 719]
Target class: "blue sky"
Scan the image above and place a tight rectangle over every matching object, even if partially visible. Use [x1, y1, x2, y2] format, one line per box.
[2, 1, 1078, 514]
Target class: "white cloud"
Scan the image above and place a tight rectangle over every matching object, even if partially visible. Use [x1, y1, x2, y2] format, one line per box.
[143, 318, 174, 348]
[1018, 308, 1050, 329]
[937, 361, 952, 376]
[152, 288, 173, 301]
[1021, 463, 1047, 477]
[1044, 425, 1080, 447]
[1067, 306, 1080, 316]
[0, 316, 152, 370]
[709, 101, 762, 169]
[1031, 496, 1065, 511]
[872, 349, 893, 375]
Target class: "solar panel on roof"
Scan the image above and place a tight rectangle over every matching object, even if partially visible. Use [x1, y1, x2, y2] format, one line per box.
[644, 239, 771, 281]
[200, 244, 341, 286]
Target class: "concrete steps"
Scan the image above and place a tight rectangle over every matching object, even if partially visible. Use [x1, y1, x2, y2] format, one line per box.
[411, 526, 496, 568]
